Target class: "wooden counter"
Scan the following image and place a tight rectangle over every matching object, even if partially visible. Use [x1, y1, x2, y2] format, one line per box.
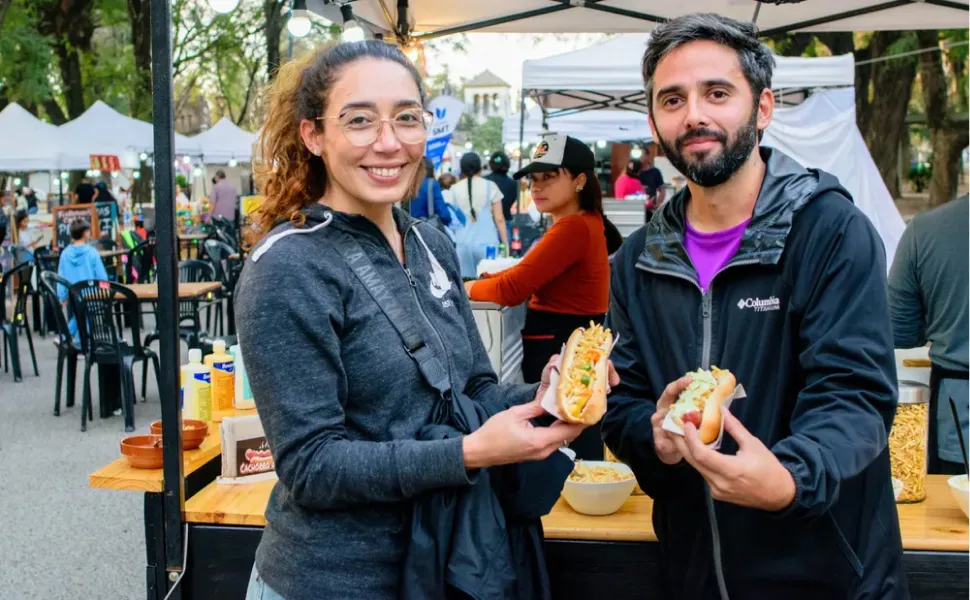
[182, 475, 968, 552]
[89, 428, 222, 493]
[184, 479, 276, 526]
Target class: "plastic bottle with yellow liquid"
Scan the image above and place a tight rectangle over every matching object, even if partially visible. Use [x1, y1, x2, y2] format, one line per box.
[181, 349, 212, 421]
[204, 340, 235, 414]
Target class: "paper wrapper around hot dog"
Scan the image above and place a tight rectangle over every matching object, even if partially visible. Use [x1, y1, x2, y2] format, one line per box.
[661, 384, 747, 450]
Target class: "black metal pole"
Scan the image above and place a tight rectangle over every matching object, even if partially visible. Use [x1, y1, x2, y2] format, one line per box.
[151, 0, 185, 596]
[517, 90, 526, 215]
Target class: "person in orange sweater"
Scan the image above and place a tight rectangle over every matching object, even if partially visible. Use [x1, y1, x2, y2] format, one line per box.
[464, 135, 616, 459]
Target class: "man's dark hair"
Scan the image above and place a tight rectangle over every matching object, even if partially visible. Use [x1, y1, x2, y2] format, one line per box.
[70, 220, 91, 241]
[489, 152, 510, 175]
[641, 13, 775, 115]
[215, 169, 226, 179]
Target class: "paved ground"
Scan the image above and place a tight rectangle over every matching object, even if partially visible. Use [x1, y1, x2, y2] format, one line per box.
[0, 311, 179, 600]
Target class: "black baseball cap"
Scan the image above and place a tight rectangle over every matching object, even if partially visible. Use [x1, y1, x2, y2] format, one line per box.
[513, 135, 595, 180]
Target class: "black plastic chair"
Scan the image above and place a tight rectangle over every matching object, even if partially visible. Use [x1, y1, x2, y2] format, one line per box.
[39, 271, 82, 416]
[33, 247, 59, 336]
[69, 280, 145, 432]
[1, 261, 39, 382]
[203, 239, 241, 336]
[143, 259, 215, 351]
[127, 238, 156, 284]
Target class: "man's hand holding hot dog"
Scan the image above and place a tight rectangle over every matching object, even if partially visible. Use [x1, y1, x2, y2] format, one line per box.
[650, 375, 693, 465]
[673, 406, 796, 512]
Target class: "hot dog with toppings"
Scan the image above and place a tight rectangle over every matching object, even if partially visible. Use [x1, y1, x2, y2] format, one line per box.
[668, 367, 736, 444]
[557, 322, 614, 424]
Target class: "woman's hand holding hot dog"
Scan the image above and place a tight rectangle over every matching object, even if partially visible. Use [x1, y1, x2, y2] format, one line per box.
[463, 354, 620, 470]
[672, 406, 796, 512]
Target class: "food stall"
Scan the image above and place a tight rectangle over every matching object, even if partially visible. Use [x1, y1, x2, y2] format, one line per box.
[90, 457, 968, 599]
[92, 3, 968, 599]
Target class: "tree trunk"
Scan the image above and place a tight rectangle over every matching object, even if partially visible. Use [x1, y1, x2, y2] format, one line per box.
[860, 32, 917, 199]
[0, 0, 13, 31]
[265, 0, 284, 80]
[43, 99, 67, 125]
[917, 30, 968, 208]
[127, 0, 153, 121]
[39, 0, 96, 119]
[55, 43, 87, 119]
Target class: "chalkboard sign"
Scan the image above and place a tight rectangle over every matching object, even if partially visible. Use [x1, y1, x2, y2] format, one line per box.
[95, 201, 119, 244]
[52, 205, 100, 250]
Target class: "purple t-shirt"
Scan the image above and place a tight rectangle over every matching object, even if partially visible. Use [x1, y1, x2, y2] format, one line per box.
[685, 218, 750, 292]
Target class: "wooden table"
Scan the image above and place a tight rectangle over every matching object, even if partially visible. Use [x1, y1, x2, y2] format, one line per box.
[89, 428, 223, 493]
[99, 249, 128, 260]
[124, 281, 221, 301]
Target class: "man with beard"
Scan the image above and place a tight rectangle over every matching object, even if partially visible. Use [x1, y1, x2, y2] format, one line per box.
[602, 13, 905, 600]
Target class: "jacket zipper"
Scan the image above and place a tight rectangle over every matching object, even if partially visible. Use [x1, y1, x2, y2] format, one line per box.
[637, 257, 757, 600]
[397, 225, 458, 397]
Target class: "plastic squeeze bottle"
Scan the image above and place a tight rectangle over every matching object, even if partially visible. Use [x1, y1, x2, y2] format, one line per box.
[204, 340, 235, 414]
[229, 344, 255, 410]
[181, 349, 212, 421]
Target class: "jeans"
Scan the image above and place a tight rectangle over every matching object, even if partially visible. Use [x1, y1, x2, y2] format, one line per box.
[246, 566, 287, 600]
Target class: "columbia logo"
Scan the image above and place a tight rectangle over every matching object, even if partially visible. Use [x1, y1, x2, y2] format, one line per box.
[737, 296, 781, 312]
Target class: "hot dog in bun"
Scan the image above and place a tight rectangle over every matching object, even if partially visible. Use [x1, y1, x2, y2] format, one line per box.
[668, 367, 736, 444]
[557, 323, 614, 425]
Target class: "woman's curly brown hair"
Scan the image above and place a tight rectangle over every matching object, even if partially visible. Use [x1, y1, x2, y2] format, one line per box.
[250, 40, 425, 241]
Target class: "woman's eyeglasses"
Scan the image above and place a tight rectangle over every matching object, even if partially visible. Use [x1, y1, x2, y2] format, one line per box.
[317, 108, 434, 147]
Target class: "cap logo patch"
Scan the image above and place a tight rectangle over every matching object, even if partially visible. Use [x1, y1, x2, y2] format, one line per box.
[534, 141, 549, 159]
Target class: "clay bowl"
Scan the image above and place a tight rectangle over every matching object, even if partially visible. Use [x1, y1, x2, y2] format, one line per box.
[150, 419, 209, 450]
[120, 435, 164, 469]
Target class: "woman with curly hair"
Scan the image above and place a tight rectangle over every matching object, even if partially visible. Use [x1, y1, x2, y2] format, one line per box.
[235, 41, 607, 600]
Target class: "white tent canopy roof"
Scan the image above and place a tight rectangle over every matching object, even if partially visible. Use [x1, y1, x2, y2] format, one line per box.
[191, 117, 258, 164]
[316, 0, 967, 38]
[503, 109, 651, 144]
[0, 103, 64, 171]
[522, 34, 856, 111]
[57, 101, 200, 169]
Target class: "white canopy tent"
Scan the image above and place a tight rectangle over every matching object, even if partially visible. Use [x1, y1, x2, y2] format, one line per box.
[502, 109, 650, 144]
[190, 117, 258, 164]
[521, 34, 856, 114]
[0, 103, 65, 171]
[312, 0, 966, 40]
[57, 101, 201, 170]
[762, 87, 905, 266]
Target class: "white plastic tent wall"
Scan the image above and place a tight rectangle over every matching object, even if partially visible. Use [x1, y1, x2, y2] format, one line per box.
[57, 100, 201, 169]
[502, 109, 650, 144]
[190, 117, 258, 164]
[521, 34, 855, 111]
[0, 103, 65, 171]
[762, 87, 905, 268]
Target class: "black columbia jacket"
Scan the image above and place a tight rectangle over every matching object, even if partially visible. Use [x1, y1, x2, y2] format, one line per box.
[603, 148, 907, 599]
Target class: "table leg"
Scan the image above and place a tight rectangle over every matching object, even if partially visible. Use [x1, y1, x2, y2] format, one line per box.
[144, 493, 166, 600]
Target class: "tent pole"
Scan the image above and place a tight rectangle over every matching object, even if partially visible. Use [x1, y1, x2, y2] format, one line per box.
[150, 0, 185, 597]
[517, 90, 526, 214]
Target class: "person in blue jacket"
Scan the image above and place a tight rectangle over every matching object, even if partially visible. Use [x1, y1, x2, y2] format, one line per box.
[602, 14, 906, 600]
[408, 157, 452, 225]
[58, 220, 108, 340]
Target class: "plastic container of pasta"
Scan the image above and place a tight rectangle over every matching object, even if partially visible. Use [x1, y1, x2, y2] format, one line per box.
[889, 381, 930, 503]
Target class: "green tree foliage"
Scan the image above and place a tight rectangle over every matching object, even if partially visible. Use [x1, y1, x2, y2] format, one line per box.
[468, 116, 504, 155]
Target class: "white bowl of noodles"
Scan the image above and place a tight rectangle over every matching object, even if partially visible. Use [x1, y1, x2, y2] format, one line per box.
[562, 460, 637, 516]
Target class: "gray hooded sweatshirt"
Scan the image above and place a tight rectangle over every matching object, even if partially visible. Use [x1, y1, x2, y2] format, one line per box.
[235, 204, 537, 600]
